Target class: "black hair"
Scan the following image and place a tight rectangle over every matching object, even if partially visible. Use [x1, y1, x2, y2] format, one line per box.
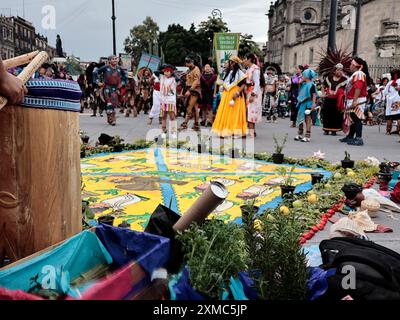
[298, 65, 305, 72]
[353, 56, 372, 85]
[223, 61, 240, 84]
[381, 77, 389, 86]
[246, 53, 258, 65]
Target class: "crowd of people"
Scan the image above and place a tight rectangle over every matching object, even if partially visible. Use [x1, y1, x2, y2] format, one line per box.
[3, 52, 399, 145]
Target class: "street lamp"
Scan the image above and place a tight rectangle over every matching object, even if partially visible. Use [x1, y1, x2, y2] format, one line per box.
[111, 0, 116, 56]
[212, 9, 222, 19]
[327, 0, 338, 53]
[352, 0, 362, 56]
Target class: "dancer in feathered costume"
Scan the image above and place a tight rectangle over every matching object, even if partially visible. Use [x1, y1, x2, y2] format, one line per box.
[318, 49, 352, 135]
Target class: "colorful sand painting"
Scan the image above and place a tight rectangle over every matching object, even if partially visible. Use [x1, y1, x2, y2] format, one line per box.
[81, 148, 331, 231]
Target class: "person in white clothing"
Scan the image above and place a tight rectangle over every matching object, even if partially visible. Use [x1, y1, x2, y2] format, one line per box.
[383, 70, 400, 135]
[244, 53, 262, 137]
[159, 65, 178, 138]
[148, 74, 161, 125]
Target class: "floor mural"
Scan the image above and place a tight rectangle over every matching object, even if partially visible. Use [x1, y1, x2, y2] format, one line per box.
[81, 148, 331, 231]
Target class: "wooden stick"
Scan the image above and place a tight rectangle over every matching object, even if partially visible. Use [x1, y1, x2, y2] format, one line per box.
[3, 51, 39, 69]
[0, 51, 49, 110]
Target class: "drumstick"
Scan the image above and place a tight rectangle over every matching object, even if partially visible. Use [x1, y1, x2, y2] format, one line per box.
[3, 51, 39, 69]
[0, 51, 49, 110]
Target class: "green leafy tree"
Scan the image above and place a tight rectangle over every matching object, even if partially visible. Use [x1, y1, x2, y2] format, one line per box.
[124, 16, 160, 63]
[198, 16, 230, 43]
[159, 24, 191, 66]
[239, 34, 264, 59]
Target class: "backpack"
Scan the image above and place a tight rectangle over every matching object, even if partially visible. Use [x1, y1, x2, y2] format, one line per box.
[318, 237, 400, 300]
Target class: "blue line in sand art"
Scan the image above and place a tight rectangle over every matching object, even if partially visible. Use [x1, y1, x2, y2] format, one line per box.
[153, 148, 180, 214]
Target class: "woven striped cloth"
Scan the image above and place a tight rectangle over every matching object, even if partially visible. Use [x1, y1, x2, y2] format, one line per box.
[22, 79, 82, 112]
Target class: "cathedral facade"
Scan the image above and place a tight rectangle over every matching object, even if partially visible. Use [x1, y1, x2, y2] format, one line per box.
[266, 0, 400, 77]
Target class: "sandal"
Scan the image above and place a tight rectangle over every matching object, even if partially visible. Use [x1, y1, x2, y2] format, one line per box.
[192, 123, 200, 132]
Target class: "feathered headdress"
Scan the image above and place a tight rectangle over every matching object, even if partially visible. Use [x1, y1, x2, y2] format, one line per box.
[317, 48, 352, 78]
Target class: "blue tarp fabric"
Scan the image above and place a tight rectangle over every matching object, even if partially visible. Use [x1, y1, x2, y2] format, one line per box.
[0, 231, 112, 296]
[229, 277, 249, 300]
[95, 224, 170, 275]
[307, 267, 337, 301]
[170, 267, 205, 300]
[238, 272, 259, 300]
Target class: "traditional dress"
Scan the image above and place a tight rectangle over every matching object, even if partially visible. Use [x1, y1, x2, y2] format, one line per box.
[159, 75, 177, 116]
[246, 64, 262, 124]
[296, 70, 319, 141]
[344, 70, 367, 134]
[200, 72, 217, 111]
[383, 79, 400, 121]
[93, 64, 127, 125]
[149, 75, 161, 120]
[264, 73, 278, 120]
[289, 73, 302, 124]
[138, 74, 152, 113]
[322, 75, 347, 132]
[212, 69, 248, 137]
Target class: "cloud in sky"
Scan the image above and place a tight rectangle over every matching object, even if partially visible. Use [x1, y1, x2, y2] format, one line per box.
[1, 0, 274, 61]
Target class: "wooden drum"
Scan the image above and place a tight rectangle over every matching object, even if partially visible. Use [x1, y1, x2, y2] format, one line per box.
[0, 78, 83, 261]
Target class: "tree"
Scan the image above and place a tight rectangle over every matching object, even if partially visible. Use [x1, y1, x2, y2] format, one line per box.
[159, 24, 191, 66]
[159, 23, 209, 66]
[124, 17, 159, 63]
[198, 16, 230, 43]
[239, 34, 264, 60]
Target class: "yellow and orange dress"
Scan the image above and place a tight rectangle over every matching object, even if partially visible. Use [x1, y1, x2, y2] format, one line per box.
[212, 69, 248, 137]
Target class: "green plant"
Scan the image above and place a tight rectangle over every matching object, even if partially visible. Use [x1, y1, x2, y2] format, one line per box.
[344, 151, 351, 161]
[246, 209, 308, 300]
[176, 220, 249, 299]
[275, 165, 297, 186]
[112, 135, 124, 145]
[273, 134, 288, 154]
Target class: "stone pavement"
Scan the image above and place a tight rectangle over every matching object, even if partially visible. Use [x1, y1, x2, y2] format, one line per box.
[80, 111, 400, 163]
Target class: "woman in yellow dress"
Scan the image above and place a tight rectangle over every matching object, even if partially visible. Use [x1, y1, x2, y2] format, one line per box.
[212, 56, 248, 138]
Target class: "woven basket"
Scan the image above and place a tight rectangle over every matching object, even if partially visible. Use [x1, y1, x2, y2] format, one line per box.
[361, 199, 380, 218]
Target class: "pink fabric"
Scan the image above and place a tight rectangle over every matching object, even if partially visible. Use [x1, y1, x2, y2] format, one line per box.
[0, 288, 44, 300]
[74, 262, 146, 300]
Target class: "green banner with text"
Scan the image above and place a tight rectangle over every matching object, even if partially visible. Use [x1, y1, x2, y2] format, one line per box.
[214, 33, 240, 75]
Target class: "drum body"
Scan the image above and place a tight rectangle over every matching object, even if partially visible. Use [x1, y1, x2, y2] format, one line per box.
[0, 79, 82, 261]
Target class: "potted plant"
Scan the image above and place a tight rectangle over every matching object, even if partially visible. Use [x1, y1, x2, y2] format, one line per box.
[276, 165, 297, 196]
[112, 135, 124, 152]
[272, 134, 288, 164]
[311, 173, 324, 185]
[240, 199, 260, 225]
[341, 151, 355, 169]
[97, 215, 115, 226]
[80, 130, 90, 144]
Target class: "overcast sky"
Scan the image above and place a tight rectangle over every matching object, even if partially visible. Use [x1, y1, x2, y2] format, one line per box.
[1, 0, 274, 61]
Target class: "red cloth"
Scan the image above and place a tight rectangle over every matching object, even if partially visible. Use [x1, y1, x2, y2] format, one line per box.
[347, 80, 367, 99]
[391, 182, 400, 204]
[153, 82, 160, 91]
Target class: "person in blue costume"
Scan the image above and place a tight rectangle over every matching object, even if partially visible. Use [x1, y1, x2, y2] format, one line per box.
[294, 69, 320, 143]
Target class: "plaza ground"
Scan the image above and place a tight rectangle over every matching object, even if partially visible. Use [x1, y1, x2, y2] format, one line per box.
[80, 111, 400, 163]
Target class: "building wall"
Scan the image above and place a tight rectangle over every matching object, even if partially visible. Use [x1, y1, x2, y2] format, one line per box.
[13, 16, 36, 56]
[0, 16, 14, 59]
[267, 0, 400, 73]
